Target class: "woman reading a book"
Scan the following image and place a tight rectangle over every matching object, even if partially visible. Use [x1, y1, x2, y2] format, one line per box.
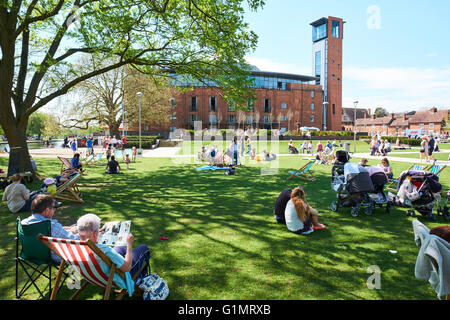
[76, 214, 151, 292]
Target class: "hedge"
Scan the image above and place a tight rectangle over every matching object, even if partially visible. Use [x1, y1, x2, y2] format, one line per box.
[125, 136, 160, 149]
[359, 136, 422, 147]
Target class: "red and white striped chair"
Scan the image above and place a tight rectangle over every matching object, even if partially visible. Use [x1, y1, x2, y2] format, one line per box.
[37, 235, 144, 300]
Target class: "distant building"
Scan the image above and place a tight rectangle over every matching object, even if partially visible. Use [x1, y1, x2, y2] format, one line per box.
[342, 107, 371, 131]
[355, 107, 449, 136]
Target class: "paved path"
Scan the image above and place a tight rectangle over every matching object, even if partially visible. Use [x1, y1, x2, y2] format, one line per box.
[1, 145, 449, 166]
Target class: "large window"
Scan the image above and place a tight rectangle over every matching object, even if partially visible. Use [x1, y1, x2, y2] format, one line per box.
[281, 103, 287, 109]
[228, 115, 236, 123]
[313, 23, 327, 41]
[264, 99, 271, 113]
[190, 97, 198, 111]
[311, 103, 315, 111]
[264, 115, 270, 123]
[209, 96, 216, 112]
[332, 20, 340, 38]
[315, 51, 321, 77]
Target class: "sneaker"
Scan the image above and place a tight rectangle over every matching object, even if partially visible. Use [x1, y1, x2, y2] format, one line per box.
[313, 224, 326, 230]
[54, 201, 63, 208]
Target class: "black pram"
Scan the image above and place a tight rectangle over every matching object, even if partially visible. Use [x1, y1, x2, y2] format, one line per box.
[389, 170, 442, 221]
[330, 162, 376, 217]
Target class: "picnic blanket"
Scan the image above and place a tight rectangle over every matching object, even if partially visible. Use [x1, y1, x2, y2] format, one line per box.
[196, 165, 231, 171]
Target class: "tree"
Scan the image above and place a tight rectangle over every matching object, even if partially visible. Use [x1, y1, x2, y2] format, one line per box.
[374, 107, 389, 118]
[0, 0, 264, 175]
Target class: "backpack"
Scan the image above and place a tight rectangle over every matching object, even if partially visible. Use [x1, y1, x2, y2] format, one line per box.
[139, 273, 169, 300]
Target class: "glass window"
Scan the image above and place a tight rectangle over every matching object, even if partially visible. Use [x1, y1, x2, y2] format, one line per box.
[281, 103, 287, 109]
[209, 114, 217, 123]
[190, 97, 197, 111]
[281, 115, 287, 121]
[264, 115, 270, 123]
[310, 115, 315, 123]
[315, 51, 321, 77]
[264, 99, 271, 113]
[246, 115, 253, 124]
[209, 96, 216, 112]
[228, 115, 236, 123]
[311, 91, 315, 98]
[190, 114, 197, 122]
[332, 20, 340, 38]
[430, 123, 434, 128]
[420, 123, 424, 129]
[313, 23, 327, 41]
[311, 103, 314, 111]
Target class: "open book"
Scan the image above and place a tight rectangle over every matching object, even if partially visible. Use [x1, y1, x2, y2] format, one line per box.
[98, 220, 131, 247]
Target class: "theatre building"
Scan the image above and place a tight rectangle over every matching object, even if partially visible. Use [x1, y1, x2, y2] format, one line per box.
[167, 16, 345, 133]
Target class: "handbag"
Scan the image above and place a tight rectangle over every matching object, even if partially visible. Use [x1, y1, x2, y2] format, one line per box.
[139, 273, 169, 300]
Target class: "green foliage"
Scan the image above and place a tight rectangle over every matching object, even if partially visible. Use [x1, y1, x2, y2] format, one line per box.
[124, 136, 160, 149]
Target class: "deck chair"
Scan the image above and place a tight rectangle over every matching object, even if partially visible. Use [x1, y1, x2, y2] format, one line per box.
[209, 150, 225, 166]
[15, 217, 63, 299]
[386, 164, 427, 192]
[82, 154, 95, 166]
[287, 161, 316, 181]
[53, 172, 84, 203]
[37, 235, 146, 300]
[114, 149, 124, 160]
[57, 156, 73, 174]
[426, 164, 446, 178]
[92, 153, 104, 165]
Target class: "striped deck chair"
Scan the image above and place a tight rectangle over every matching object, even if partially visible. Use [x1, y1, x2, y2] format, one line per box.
[114, 149, 124, 160]
[209, 150, 225, 166]
[287, 161, 316, 181]
[53, 172, 84, 203]
[426, 164, 446, 178]
[82, 154, 95, 166]
[57, 156, 73, 174]
[92, 153, 104, 165]
[386, 164, 427, 191]
[37, 235, 145, 300]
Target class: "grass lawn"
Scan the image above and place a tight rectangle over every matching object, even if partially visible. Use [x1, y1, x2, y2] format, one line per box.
[0, 150, 448, 300]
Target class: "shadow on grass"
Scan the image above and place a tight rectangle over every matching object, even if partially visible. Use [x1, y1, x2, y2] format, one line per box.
[0, 157, 443, 300]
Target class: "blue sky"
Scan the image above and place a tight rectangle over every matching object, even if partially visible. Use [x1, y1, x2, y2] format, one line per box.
[244, 0, 450, 113]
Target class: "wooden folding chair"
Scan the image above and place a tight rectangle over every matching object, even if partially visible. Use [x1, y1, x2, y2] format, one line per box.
[53, 172, 84, 203]
[287, 161, 316, 181]
[82, 154, 95, 166]
[37, 235, 145, 300]
[57, 156, 73, 174]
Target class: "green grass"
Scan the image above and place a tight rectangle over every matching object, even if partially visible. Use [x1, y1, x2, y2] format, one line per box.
[0, 150, 448, 300]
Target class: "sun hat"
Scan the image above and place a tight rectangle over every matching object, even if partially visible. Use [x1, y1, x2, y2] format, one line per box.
[44, 178, 55, 185]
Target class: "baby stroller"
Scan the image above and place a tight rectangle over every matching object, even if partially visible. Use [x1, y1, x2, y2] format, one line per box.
[365, 166, 391, 214]
[330, 162, 375, 217]
[394, 171, 442, 221]
[331, 150, 351, 178]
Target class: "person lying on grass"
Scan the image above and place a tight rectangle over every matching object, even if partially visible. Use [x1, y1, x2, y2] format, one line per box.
[285, 186, 326, 235]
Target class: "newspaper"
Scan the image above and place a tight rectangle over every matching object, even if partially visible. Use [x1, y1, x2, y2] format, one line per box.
[98, 220, 131, 247]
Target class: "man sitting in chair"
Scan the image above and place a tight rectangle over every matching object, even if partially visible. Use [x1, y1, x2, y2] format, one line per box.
[22, 194, 80, 263]
[106, 155, 121, 174]
[76, 214, 151, 292]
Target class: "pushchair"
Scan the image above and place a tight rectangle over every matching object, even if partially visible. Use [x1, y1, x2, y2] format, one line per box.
[330, 162, 375, 217]
[365, 166, 391, 214]
[392, 170, 443, 221]
[331, 150, 351, 178]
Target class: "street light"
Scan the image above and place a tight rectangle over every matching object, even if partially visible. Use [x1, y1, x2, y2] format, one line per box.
[353, 101, 359, 154]
[136, 92, 143, 156]
[322, 101, 329, 131]
[170, 98, 176, 140]
[121, 103, 125, 138]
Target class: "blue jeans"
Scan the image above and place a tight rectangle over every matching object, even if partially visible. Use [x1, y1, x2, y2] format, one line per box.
[114, 244, 151, 283]
[233, 151, 238, 166]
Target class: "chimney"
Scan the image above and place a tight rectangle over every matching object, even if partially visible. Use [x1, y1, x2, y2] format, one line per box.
[390, 113, 395, 120]
[372, 114, 376, 120]
[367, 109, 371, 116]
[430, 107, 438, 113]
[403, 113, 407, 120]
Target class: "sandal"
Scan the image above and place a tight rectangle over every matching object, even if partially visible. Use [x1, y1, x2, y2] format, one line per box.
[313, 224, 326, 230]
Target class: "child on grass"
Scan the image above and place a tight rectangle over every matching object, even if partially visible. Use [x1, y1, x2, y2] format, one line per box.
[132, 147, 137, 162]
[125, 154, 131, 169]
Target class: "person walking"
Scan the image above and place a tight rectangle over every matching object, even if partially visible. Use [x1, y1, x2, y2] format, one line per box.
[420, 136, 429, 163]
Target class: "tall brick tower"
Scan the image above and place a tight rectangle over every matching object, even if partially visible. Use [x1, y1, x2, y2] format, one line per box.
[311, 17, 344, 131]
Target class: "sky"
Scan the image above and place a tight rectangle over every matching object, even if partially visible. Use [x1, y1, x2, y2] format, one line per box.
[243, 0, 450, 113]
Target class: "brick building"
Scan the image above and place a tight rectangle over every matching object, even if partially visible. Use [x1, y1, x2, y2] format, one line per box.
[355, 108, 449, 136]
[161, 16, 345, 133]
[342, 107, 371, 131]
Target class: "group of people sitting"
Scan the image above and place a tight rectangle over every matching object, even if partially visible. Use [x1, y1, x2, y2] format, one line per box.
[360, 157, 394, 179]
[274, 186, 326, 235]
[20, 194, 151, 293]
[370, 138, 392, 156]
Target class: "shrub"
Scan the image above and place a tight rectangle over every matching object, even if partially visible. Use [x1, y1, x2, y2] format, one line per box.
[125, 136, 160, 149]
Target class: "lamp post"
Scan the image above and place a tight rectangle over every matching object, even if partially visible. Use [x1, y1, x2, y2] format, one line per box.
[170, 98, 176, 140]
[136, 92, 143, 156]
[353, 101, 359, 154]
[322, 101, 329, 131]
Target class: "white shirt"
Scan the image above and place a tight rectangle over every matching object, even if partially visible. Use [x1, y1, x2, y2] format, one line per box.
[284, 200, 313, 233]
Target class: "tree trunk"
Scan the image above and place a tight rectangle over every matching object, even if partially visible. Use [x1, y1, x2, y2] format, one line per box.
[2, 121, 33, 176]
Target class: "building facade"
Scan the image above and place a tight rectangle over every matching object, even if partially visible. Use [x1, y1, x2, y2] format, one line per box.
[355, 108, 449, 136]
[163, 16, 344, 133]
